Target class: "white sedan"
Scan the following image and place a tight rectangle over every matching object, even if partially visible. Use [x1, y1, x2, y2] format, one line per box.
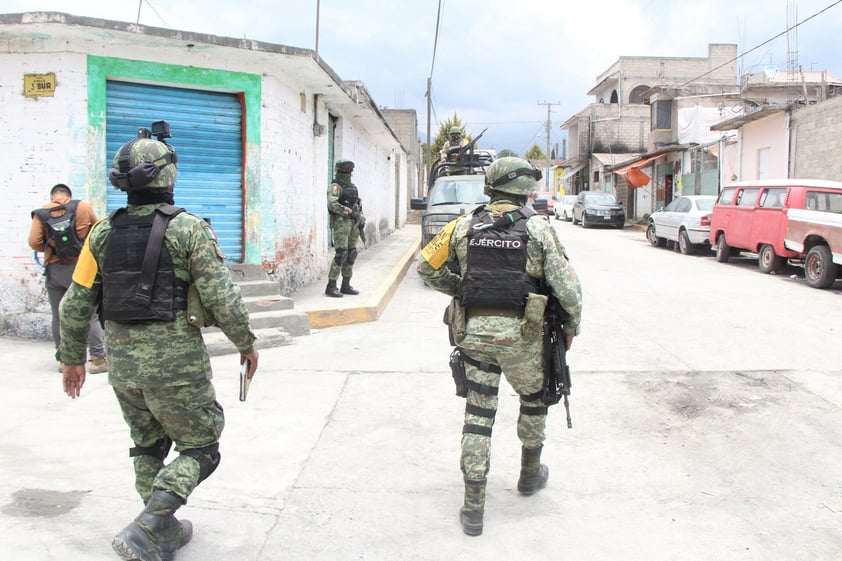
[646, 195, 716, 254]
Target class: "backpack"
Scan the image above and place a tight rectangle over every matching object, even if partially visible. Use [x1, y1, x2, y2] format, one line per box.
[31, 200, 84, 260]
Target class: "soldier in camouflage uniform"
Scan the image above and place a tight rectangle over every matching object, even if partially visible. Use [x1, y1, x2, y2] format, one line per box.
[325, 159, 364, 298]
[417, 156, 582, 536]
[58, 131, 259, 561]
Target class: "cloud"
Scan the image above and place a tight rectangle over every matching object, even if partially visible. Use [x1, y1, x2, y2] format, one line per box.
[4, 0, 841, 154]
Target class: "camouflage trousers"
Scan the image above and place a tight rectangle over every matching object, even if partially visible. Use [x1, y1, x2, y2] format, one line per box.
[113, 381, 224, 503]
[328, 215, 361, 281]
[458, 316, 546, 481]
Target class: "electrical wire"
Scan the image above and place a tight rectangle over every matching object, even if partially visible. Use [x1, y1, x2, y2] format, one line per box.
[678, 0, 842, 88]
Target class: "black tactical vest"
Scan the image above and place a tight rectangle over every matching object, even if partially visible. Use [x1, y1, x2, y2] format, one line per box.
[337, 181, 359, 208]
[100, 205, 188, 324]
[31, 200, 84, 260]
[460, 206, 541, 310]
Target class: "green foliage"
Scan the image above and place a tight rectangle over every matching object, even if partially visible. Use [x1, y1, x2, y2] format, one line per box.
[524, 144, 546, 160]
[432, 113, 473, 159]
[497, 149, 518, 158]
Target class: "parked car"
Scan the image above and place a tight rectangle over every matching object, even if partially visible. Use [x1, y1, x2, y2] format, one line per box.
[530, 191, 555, 216]
[784, 202, 842, 289]
[410, 154, 491, 246]
[646, 195, 716, 254]
[709, 179, 842, 278]
[572, 191, 625, 228]
[554, 194, 577, 221]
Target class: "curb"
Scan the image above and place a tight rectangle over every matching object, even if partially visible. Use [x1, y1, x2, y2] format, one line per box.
[304, 236, 421, 329]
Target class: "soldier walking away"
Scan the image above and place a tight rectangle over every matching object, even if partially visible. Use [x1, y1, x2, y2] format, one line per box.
[29, 183, 107, 374]
[325, 159, 365, 297]
[417, 157, 583, 536]
[56, 122, 259, 561]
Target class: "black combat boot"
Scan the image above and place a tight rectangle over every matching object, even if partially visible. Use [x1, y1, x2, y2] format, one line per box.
[517, 445, 549, 495]
[325, 279, 343, 298]
[340, 277, 359, 295]
[459, 478, 486, 536]
[112, 490, 192, 561]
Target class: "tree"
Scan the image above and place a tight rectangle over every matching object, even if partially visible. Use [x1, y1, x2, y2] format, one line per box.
[524, 144, 546, 160]
[497, 149, 518, 158]
[431, 113, 475, 163]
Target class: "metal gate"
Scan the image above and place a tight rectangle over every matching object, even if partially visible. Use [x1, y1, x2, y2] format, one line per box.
[105, 81, 244, 261]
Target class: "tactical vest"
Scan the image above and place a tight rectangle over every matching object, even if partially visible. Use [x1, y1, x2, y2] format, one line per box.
[336, 181, 359, 208]
[31, 200, 84, 260]
[460, 206, 541, 310]
[100, 205, 188, 324]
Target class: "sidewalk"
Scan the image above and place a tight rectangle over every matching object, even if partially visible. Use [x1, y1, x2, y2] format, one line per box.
[290, 225, 421, 330]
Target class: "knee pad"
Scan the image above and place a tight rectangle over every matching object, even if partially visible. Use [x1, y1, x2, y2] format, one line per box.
[129, 436, 173, 463]
[181, 442, 221, 483]
[333, 248, 349, 265]
[346, 248, 359, 264]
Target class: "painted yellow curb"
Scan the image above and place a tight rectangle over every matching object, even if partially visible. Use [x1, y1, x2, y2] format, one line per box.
[305, 236, 421, 329]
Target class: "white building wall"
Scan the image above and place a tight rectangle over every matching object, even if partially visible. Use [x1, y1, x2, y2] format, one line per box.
[738, 112, 789, 181]
[0, 16, 409, 336]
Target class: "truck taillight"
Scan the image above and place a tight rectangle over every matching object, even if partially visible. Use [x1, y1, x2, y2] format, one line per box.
[700, 214, 711, 227]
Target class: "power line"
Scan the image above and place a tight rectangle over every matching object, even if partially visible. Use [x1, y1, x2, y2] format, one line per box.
[678, 0, 842, 88]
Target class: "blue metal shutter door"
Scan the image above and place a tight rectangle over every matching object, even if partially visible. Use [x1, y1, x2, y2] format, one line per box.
[105, 81, 244, 261]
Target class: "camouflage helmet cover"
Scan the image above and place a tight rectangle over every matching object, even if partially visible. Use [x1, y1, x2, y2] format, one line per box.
[109, 138, 177, 191]
[449, 127, 461, 135]
[335, 159, 355, 174]
[484, 156, 543, 196]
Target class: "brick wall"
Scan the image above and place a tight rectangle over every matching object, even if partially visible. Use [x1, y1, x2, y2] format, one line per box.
[790, 95, 842, 181]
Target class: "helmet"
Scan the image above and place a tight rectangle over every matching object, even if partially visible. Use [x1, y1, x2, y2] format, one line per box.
[109, 138, 177, 191]
[449, 127, 461, 136]
[335, 159, 355, 174]
[484, 157, 543, 196]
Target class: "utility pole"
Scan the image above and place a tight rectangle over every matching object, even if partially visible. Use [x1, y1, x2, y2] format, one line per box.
[537, 101, 560, 189]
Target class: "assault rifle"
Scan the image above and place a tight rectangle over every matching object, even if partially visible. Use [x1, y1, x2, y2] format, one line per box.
[446, 128, 488, 162]
[351, 202, 366, 246]
[542, 296, 573, 428]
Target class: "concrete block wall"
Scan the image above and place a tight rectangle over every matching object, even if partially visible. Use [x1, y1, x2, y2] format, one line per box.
[790, 95, 842, 181]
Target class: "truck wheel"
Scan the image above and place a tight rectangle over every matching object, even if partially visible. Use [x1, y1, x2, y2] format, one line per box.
[805, 245, 838, 289]
[715, 235, 731, 263]
[678, 230, 695, 255]
[758, 244, 783, 274]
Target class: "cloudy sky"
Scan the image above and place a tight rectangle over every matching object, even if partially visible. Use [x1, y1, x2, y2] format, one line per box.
[5, 0, 842, 155]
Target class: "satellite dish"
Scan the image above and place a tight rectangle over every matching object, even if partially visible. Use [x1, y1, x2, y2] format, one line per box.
[763, 66, 778, 79]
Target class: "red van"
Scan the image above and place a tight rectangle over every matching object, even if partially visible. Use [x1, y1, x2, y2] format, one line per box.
[709, 179, 842, 275]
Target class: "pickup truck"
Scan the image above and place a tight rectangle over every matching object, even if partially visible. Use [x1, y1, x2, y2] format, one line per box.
[784, 208, 842, 288]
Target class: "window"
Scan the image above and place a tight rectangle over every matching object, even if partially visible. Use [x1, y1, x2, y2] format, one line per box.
[651, 100, 673, 130]
[806, 191, 842, 212]
[629, 85, 650, 104]
[675, 198, 692, 213]
[759, 188, 787, 208]
[735, 188, 760, 207]
[594, 170, 600, 184]
[717, 188, 737, 205]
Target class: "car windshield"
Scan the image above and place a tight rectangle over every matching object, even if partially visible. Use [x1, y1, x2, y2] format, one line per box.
[535, 193, 552, 201]
[585, 193, 616, 204]
[429, 179, 488, 206]
[562, 196, 576, 204]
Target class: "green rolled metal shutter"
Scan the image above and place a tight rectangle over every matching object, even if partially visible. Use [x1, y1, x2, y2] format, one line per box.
[105, 81, 244, 261]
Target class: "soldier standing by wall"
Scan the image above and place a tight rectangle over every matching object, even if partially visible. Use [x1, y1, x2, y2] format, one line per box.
[57, 125, 259, 561]
[28, 183, 107, 373]
[325, 159, 364, 298]
[417, 156, 583, 536]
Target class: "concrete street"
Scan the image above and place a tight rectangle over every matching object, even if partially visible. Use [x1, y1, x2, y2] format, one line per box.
[1, 220, 841, 561]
